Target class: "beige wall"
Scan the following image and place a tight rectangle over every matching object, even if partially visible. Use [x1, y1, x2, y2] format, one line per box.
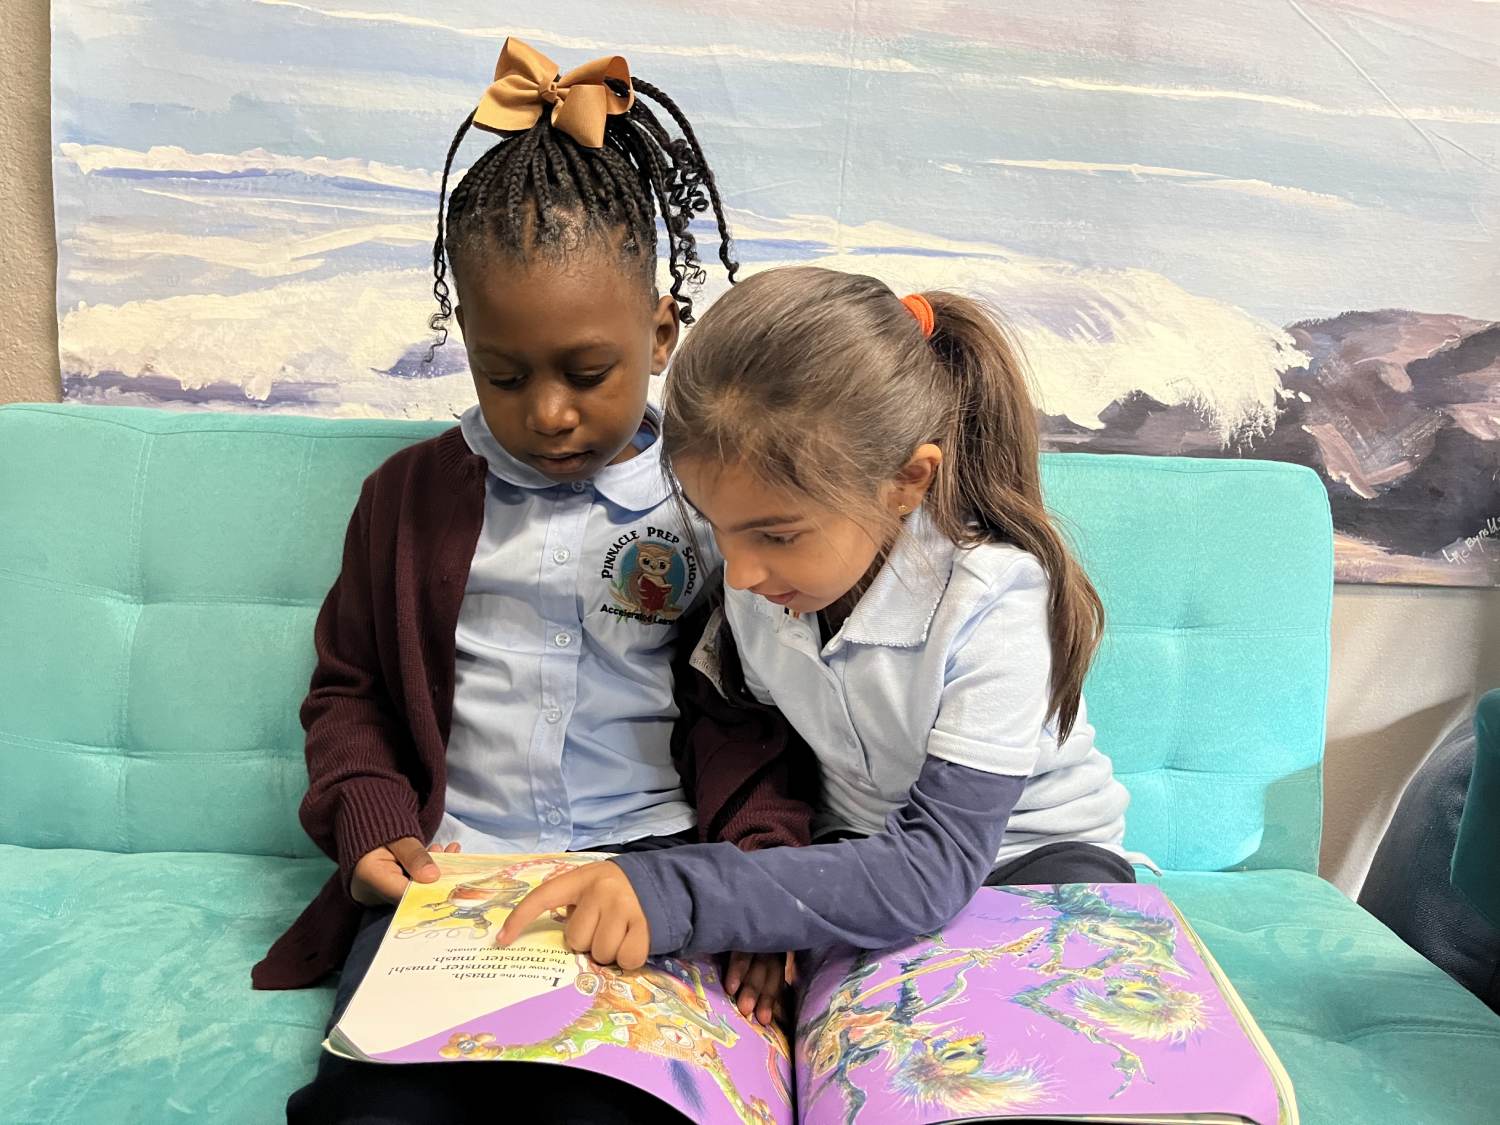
[4, 0, 1497, 893]
[0, 0, 62, 406]
[1324, 587, 1500, 893]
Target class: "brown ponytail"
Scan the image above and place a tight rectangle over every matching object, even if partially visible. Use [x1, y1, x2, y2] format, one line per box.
[922, 291, 1104, 742]
[663, 266, 1104, 741]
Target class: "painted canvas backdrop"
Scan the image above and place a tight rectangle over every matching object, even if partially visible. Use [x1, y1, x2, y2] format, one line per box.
[50, 1, 1500, 585]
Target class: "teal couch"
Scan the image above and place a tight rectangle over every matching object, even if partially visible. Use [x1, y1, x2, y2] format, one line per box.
[2, 403, 1497, 1123]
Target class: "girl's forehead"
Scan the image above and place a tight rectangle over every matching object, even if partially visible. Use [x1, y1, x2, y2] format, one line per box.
[456, 252, 656, 352]
[676, 459, 814, 524]
[458, 245, 649, 309]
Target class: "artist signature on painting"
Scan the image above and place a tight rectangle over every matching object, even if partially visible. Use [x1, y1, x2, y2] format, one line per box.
[1442, 516, 1500, 565]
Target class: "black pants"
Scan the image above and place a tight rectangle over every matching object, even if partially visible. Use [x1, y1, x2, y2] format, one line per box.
[982, 839, 1136, 886]
[287, 834, 694, 1125]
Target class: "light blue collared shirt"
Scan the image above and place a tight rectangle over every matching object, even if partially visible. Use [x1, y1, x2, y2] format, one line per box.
[434, 405, 718, 853]
[725, 508, 1129, 865]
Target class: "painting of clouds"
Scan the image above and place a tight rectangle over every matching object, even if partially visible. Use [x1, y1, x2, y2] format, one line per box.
[50, 1, 1499, 585]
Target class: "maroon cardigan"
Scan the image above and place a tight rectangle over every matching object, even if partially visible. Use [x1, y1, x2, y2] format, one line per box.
[252, 427, 815, 990]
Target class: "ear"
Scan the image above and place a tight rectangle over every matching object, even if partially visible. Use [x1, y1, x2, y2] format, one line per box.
[649, 295, 680, 376]
[454, 303, 466, 340]
[886, 443, 943, 515]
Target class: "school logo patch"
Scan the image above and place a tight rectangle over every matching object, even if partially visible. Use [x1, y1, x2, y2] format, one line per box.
[599, 525, 700, 625]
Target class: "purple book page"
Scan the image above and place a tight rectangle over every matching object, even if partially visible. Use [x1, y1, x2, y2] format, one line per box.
[794, 884, 1283, 1125]
[377, 954, 792, 1125]
[329, 853, 793, 1125]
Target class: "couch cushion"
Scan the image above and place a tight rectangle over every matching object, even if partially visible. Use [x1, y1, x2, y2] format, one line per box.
[0, 845, 332, 1122]
[1044, 455, 1333, 874]
[1158, 869, 1500, 1123]
[0, 404, 446, 857]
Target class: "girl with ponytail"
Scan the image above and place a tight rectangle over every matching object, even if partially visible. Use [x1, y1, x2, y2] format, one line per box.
[502, 266, 1134, 992]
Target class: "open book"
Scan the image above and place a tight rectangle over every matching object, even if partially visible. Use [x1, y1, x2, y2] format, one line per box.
[327, 853, 1296, 1125]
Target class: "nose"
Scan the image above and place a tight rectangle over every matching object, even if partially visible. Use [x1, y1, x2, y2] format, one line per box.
[525, 383, 580, 436]
[721, 542, 769, 592]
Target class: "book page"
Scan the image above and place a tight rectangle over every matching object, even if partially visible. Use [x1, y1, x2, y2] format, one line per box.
[329, 852, 793, 1125]
[794, 884, 1285, 1125]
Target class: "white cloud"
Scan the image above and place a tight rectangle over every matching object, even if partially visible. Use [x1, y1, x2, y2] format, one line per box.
[59, 142, 443, 193]
[250, 0, 923, 72]
[1018, 74, 1500, 127]
[983, 158, 1361, 211]
[52, 1, 145, 40]
[134, 187, 430, 221]
[65, 218, 429, 278]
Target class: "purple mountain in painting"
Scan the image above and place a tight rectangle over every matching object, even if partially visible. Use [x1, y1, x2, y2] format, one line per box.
[1042, 310, 1500, 585]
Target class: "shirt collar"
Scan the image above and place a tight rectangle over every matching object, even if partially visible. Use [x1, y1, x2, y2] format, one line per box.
[459, 404, 672, 513]
[838, 507, 956, 648]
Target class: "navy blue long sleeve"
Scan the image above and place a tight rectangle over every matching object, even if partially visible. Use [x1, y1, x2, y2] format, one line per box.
[612, 757, 1025, 955]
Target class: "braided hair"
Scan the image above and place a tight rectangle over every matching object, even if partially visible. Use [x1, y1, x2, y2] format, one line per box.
[429, 76, 738, 355]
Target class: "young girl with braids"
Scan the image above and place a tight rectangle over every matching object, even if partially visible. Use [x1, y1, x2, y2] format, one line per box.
[503, 266, 1135, 976]
[255, 39, 810, 1123]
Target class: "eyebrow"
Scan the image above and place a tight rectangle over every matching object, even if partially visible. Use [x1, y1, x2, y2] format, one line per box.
[725, 514, 806, 533]
[674, 485, 803, 534]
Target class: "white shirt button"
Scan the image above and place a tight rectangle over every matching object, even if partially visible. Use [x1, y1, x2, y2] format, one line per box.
[571, 481, 587, 493]
[545, 708, 562, 725]
[553, 547, 570, 564]
[554, 631, 572, 648]
[545, 809, 563, 826]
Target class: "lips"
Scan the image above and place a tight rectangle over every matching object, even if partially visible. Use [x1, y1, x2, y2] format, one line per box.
[531, 450, 594, 474]
[761, 591, 798, 607]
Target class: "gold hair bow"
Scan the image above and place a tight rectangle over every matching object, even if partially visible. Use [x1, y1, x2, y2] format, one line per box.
[473, 37, 633, 149]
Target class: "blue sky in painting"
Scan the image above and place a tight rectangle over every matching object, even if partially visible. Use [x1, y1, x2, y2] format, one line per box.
[50, 0, 1498, 419]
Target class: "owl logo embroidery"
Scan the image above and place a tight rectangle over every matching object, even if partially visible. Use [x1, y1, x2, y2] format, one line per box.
[610, 540, 688, 622]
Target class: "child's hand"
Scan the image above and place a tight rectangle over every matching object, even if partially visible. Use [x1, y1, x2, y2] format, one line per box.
[498, 861, 650, 970]
[725, 951, 796, 1027]
[351, 839, 460, 905]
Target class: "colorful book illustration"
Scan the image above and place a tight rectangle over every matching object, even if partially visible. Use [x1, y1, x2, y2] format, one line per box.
[327, 854, 1296, 1125]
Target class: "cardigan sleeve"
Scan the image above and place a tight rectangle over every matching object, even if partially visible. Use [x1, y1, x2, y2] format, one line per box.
[297, 477, 425, 889]
[668, 605, 818, 853]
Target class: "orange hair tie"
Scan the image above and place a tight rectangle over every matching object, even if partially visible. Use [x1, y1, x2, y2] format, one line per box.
[900, 293, 935, 339]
